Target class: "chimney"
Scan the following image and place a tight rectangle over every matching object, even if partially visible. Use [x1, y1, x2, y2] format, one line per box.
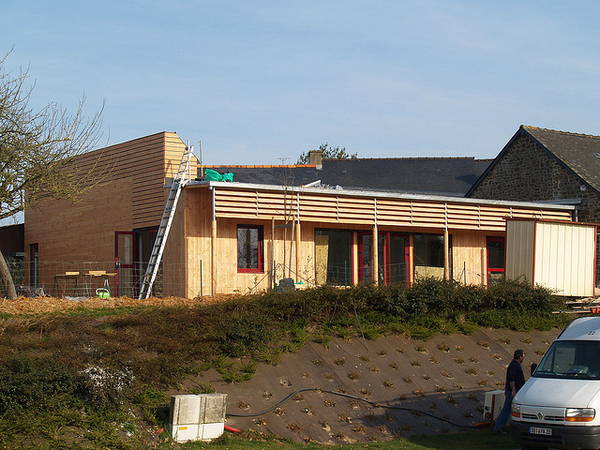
[308, 149, 323, 169]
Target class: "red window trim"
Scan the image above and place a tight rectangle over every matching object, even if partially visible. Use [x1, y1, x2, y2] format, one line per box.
[358, 231, 409, 285]
[237, 225, 264, 273]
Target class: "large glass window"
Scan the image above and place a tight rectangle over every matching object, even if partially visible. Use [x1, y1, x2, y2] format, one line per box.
[534, 340, 600, 380]
[315, 229, 352, 285]
[237, 225, 263, 272]
[414, 234, 444, 279]
[388, 233, 409, 285]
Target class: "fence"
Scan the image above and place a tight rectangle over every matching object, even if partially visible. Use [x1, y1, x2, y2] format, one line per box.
[0, 258, 504, 299]
[1, 259, 165, 299]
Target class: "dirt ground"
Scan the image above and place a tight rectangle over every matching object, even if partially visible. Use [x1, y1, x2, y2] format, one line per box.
[192, 328, 559, 443]
[0, 294, 235, 315]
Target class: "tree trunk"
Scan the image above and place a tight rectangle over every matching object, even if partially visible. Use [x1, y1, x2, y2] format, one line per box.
[0, 249, 17, 299]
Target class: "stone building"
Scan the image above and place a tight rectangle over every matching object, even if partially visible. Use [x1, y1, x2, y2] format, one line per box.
[467, 124, 600, 285]
[467, 125, 600, 222]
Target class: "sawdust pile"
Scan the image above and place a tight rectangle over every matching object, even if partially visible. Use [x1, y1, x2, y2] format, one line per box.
[0, 295, 234, 315]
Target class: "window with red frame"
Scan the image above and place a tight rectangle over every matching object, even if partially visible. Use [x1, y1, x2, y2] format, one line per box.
[486, 236, 505, 285]
[237, 225, 263, 272]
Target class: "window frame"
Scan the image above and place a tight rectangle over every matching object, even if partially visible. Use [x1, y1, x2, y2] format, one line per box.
[236, 224, 264, 273]
[486, 236, 506, 285]
[315, 228, 354, 286]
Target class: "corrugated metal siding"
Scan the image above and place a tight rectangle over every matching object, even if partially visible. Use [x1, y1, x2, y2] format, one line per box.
[534, 222, 595, 297]
[506, 220, 535, 283]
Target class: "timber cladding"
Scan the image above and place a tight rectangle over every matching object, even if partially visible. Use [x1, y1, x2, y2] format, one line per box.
[24, 131, 192, 289]
[174, 184, 574, 296]
[210, 186, 573, 231]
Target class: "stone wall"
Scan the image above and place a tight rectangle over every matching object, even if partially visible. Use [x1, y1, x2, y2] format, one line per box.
[469, 131, 600, 223]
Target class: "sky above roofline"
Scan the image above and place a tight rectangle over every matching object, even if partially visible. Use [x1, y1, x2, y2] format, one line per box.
[2, 0, 599, 166]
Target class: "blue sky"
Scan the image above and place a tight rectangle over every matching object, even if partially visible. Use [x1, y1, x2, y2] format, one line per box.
[2, 0, 600, 167]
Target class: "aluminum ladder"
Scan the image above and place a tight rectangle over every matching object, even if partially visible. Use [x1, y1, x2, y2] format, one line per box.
[138, 146, 193, 299]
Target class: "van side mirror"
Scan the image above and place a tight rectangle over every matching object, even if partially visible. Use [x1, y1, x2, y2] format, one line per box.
[530, 363, 538, 376]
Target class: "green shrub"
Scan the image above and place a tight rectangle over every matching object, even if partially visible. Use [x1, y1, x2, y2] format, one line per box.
[0, 358, 78, 412]
[217, 313, 273, 357]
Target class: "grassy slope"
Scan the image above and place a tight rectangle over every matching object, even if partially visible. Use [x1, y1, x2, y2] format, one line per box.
[0, 280, 570, 448]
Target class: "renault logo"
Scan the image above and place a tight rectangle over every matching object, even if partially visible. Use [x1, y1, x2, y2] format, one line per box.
[537, 412, 545, 420]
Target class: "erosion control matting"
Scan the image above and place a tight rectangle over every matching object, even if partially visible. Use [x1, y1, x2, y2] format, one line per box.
[190, 328, 559, 444]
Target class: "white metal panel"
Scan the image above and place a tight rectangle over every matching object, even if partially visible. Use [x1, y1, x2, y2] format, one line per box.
[534, 222, 595, 297]
[483, 390, 506, 421]
[506, 220, 535, 282]
[169, 394, 227, 443]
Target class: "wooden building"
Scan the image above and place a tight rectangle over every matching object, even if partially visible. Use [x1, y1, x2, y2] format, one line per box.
[164, 181, 574, 297]
[24, 132, 192, 296]
[23, 132, 578, 298]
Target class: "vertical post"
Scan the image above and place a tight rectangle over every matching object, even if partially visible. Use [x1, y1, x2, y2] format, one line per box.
[271, 217, 275, 289]
[443, 228, 449, 281]
[295, 220, 301, 282]
[481, 247, 486, 286]
[408, 234, 414, 286]
[211, 218, 217, 295]
[352, 232, 359, 286]
[198, 140, 204, 179]
[211, 187, 217, 296]
[372, 224, 378, 285]
[288, 221, 294, 278]
[199, 259, 203, 297]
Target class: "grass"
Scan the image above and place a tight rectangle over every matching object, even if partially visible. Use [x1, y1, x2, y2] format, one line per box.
[176, 429, 515, 449]
[0, 279, 571, 448]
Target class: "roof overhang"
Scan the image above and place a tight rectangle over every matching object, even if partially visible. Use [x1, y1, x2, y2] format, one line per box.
[186, 180, 575, 212]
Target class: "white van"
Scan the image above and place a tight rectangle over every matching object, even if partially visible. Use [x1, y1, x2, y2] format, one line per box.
[511, 316, 600, 449]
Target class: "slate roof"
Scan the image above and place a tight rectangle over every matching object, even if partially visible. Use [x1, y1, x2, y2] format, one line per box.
[201, 166, 319, 186]
[522, 126, 600, 193]
[199, 157, 492, 196]
[467, 125, 600, 196]
[319, 157, 491, 196]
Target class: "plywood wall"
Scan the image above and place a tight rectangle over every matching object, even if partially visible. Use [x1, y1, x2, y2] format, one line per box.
[178, 210, 503, 296]
[451, 231, 486, 285]
[24, 132, 189, 293]
[534, 222, 595, 297]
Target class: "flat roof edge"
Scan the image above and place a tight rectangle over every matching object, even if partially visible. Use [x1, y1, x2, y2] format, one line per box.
[187, 181, 576, 211]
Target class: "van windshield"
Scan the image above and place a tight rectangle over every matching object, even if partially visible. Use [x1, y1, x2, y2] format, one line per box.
[534, 340, 600, 380]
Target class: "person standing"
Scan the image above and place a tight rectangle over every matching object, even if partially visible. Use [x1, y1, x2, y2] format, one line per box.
[494, 349, 526, 432]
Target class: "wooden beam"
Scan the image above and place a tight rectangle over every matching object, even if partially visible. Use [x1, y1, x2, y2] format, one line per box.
[443, 228, 449, 280]
[372, 224, 378, 285]
[295, 220, 301, 282]
[211, 187, 217, 295]
[481, 247, 486, 286]
[271, 217, 275, 289]
[211, 218, 217, 295]
[352, 232, 358, 286]
[408, 234, 414, 286]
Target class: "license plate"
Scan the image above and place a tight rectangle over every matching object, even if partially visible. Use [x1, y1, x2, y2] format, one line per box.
[529, 426, 552, 436]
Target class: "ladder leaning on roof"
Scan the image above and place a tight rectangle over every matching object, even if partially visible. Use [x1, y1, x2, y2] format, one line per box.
[138, 145, 193, 300]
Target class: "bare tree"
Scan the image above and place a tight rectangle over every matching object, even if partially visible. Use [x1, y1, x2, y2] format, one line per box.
[0, 54, 103, 298]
